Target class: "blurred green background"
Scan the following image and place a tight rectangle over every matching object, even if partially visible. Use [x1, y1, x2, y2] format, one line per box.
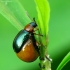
[0, 0, 70, 70]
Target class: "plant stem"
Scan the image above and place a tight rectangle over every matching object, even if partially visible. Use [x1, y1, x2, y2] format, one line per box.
[39, 35, 51, 70]
[34, 0, 51, 70]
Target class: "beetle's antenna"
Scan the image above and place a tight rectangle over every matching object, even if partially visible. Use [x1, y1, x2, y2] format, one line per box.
[26, 11, 36, 22]
[26, 11, 33, 21]
[33, 17, 35, 22]
[33, 17, 37, 23]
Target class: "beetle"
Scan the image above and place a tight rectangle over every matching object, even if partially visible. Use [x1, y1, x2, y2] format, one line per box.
[13, 18, 41, 62]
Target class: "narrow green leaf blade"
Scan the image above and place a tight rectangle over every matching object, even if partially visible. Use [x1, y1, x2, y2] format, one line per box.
[35, 0, 51, 70]
[56, 52, 70, 70]
[0, 0, 31, 30]
[35, 0, 50, 45]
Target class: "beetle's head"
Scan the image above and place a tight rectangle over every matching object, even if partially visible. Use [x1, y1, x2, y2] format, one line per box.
[24, 18, 37, 32]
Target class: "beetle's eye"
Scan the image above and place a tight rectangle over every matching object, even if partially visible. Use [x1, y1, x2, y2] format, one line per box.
[30, 22, 37, 28]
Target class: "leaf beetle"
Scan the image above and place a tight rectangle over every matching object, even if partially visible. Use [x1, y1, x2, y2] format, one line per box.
[13, 18, 41, 62]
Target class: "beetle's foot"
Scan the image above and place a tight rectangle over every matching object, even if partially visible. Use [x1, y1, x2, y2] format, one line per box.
[34, 28, 39, 32]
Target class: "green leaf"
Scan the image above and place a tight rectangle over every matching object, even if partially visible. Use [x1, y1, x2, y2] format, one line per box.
[0, 0, 31, 30]
[56, 52, 70, 70]
[35, 0, 51, 70]
[35, 0, 50, 45]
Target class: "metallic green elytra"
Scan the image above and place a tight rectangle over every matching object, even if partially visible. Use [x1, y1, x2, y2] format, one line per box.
[13, 21, 38, 53]
[13, 30, 30, 53]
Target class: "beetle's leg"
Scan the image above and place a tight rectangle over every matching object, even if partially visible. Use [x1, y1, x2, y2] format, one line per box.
[36, 42, 44, 47]
[33, 32, 43, 36]
[36, 42, 44, 49]
[36, 42, 46, 55]
[33, 17, 36, 22]
[34, 28, 39, 32]
[35, 42, 44, 55]
[35, 42, 40, 54]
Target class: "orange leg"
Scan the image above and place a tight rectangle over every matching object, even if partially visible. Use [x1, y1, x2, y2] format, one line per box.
[33, 27, 43, 36]
[33, 32, 43, 36]
[34, 28, 39, 32]
[36, 42, 43, 47]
